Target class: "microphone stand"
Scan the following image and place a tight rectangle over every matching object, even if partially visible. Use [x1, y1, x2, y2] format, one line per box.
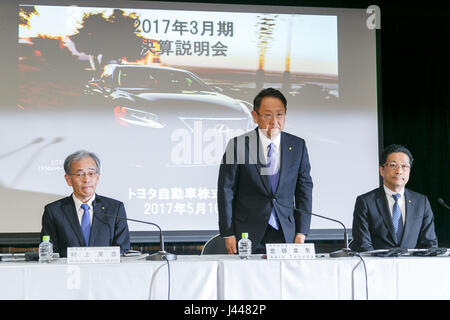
[276, 199, 354, 257]
[437, 198, 450, 210]
[95, 210, 177, 261]
[126, 217, 177, 261]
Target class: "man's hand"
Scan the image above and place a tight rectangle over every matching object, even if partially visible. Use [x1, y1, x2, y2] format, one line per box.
[225, 236, 237, 254]
[294, 233, 306, 244]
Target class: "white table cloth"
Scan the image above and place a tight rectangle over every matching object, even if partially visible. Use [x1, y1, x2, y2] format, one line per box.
[1, 254, 449, 300]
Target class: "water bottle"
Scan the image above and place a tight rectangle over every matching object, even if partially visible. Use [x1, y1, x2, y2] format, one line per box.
[238, 233, 252, 259]
[39, 235, 53, 263]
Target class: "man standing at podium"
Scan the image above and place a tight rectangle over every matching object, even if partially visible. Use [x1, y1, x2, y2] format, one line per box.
[41, 150, 130, 257]
[350, 144, 438, 251]
[218, 88, 313, 254]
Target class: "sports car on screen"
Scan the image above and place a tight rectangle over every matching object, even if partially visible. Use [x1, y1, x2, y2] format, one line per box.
[84, 64, 255, 132]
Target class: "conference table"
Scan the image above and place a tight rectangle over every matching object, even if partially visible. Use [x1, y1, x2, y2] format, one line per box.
[1, 254, 449, 300]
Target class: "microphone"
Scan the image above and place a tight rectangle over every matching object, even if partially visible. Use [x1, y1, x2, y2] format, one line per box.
[437, 198, 450, 210]
[274, 197, 354, 257]
[93, 201, 177, 261]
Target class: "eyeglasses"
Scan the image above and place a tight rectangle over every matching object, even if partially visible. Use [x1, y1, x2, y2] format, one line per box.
[69, 171, 98, 178]
[256, 112, 286, 121]
[384, 162, 411, 170]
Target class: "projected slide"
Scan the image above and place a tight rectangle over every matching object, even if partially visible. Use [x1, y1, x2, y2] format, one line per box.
[0, 2, 378, 236]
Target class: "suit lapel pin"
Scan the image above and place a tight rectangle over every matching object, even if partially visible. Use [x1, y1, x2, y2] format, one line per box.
[288, 146, 292, 151]
[102, 206, 105, 211]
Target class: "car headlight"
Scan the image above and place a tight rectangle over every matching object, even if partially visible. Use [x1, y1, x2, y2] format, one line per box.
[113, 106, 165, 129]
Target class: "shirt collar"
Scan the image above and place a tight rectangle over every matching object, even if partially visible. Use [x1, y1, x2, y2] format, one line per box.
[383, 184, 405, 197]
[72, 193, 96, 210]
[258, 128, 281, 150]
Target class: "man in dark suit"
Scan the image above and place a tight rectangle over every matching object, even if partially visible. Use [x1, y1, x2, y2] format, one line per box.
[41, 150, 130, 257]
[218, 88, 313, 254]
[350, 144, 438, 252]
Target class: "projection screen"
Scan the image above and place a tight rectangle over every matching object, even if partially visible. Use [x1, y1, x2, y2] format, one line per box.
[0, 0, 379, 243]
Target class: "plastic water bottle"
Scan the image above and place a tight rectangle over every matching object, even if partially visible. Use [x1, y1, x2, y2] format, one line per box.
[238, 233, 252, 259]
[39, 235, 53, 263]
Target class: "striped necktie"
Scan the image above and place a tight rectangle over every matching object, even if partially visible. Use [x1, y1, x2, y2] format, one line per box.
[392, 193, 404, 244]
[80, 203, 91, 246]
[267, 143, 279, 230]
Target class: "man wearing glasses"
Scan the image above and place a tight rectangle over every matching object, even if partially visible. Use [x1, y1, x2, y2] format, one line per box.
[218, 88, 313, 254]
[350, 144, 438, 251]
[40, 150, 130, 257]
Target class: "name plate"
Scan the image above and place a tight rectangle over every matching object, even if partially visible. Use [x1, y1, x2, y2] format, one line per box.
[67, 247, 121, 264]
[266, 243, 316, 260]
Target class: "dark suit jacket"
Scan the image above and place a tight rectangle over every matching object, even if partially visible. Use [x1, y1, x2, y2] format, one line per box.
[217, 129, 313, 251]
[350, 187, 438, 252]
[41, 194, 131, 257]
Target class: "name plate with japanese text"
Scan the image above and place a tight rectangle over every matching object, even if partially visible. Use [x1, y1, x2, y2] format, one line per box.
[266, 243, 316, 260]
[67, 247, 121, 264]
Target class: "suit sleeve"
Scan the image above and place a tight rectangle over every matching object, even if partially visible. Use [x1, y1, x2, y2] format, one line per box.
[40, 205, 61, 255]
[294, 140, 313, 235]
[417, 196, 438, 248]
[217, 138, 239, 237]
[112, 202, 131, 253]
[350, 196, 374, 252]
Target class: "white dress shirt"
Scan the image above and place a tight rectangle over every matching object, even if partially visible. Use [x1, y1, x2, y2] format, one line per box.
[72, 194, 95, 226]
[383, 184, 406, 224]
[258, 128, 281, 170]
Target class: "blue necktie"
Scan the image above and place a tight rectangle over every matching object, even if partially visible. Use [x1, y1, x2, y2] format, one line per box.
[80, 204, 91, 246]
[267, 143, 280, 230]
[392, 194, 404, 244]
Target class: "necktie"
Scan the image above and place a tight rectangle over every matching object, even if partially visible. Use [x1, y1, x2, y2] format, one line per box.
[267, 143, 280, 230]
[392, 194, 404, 244]
[80, 204, 91, 246]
